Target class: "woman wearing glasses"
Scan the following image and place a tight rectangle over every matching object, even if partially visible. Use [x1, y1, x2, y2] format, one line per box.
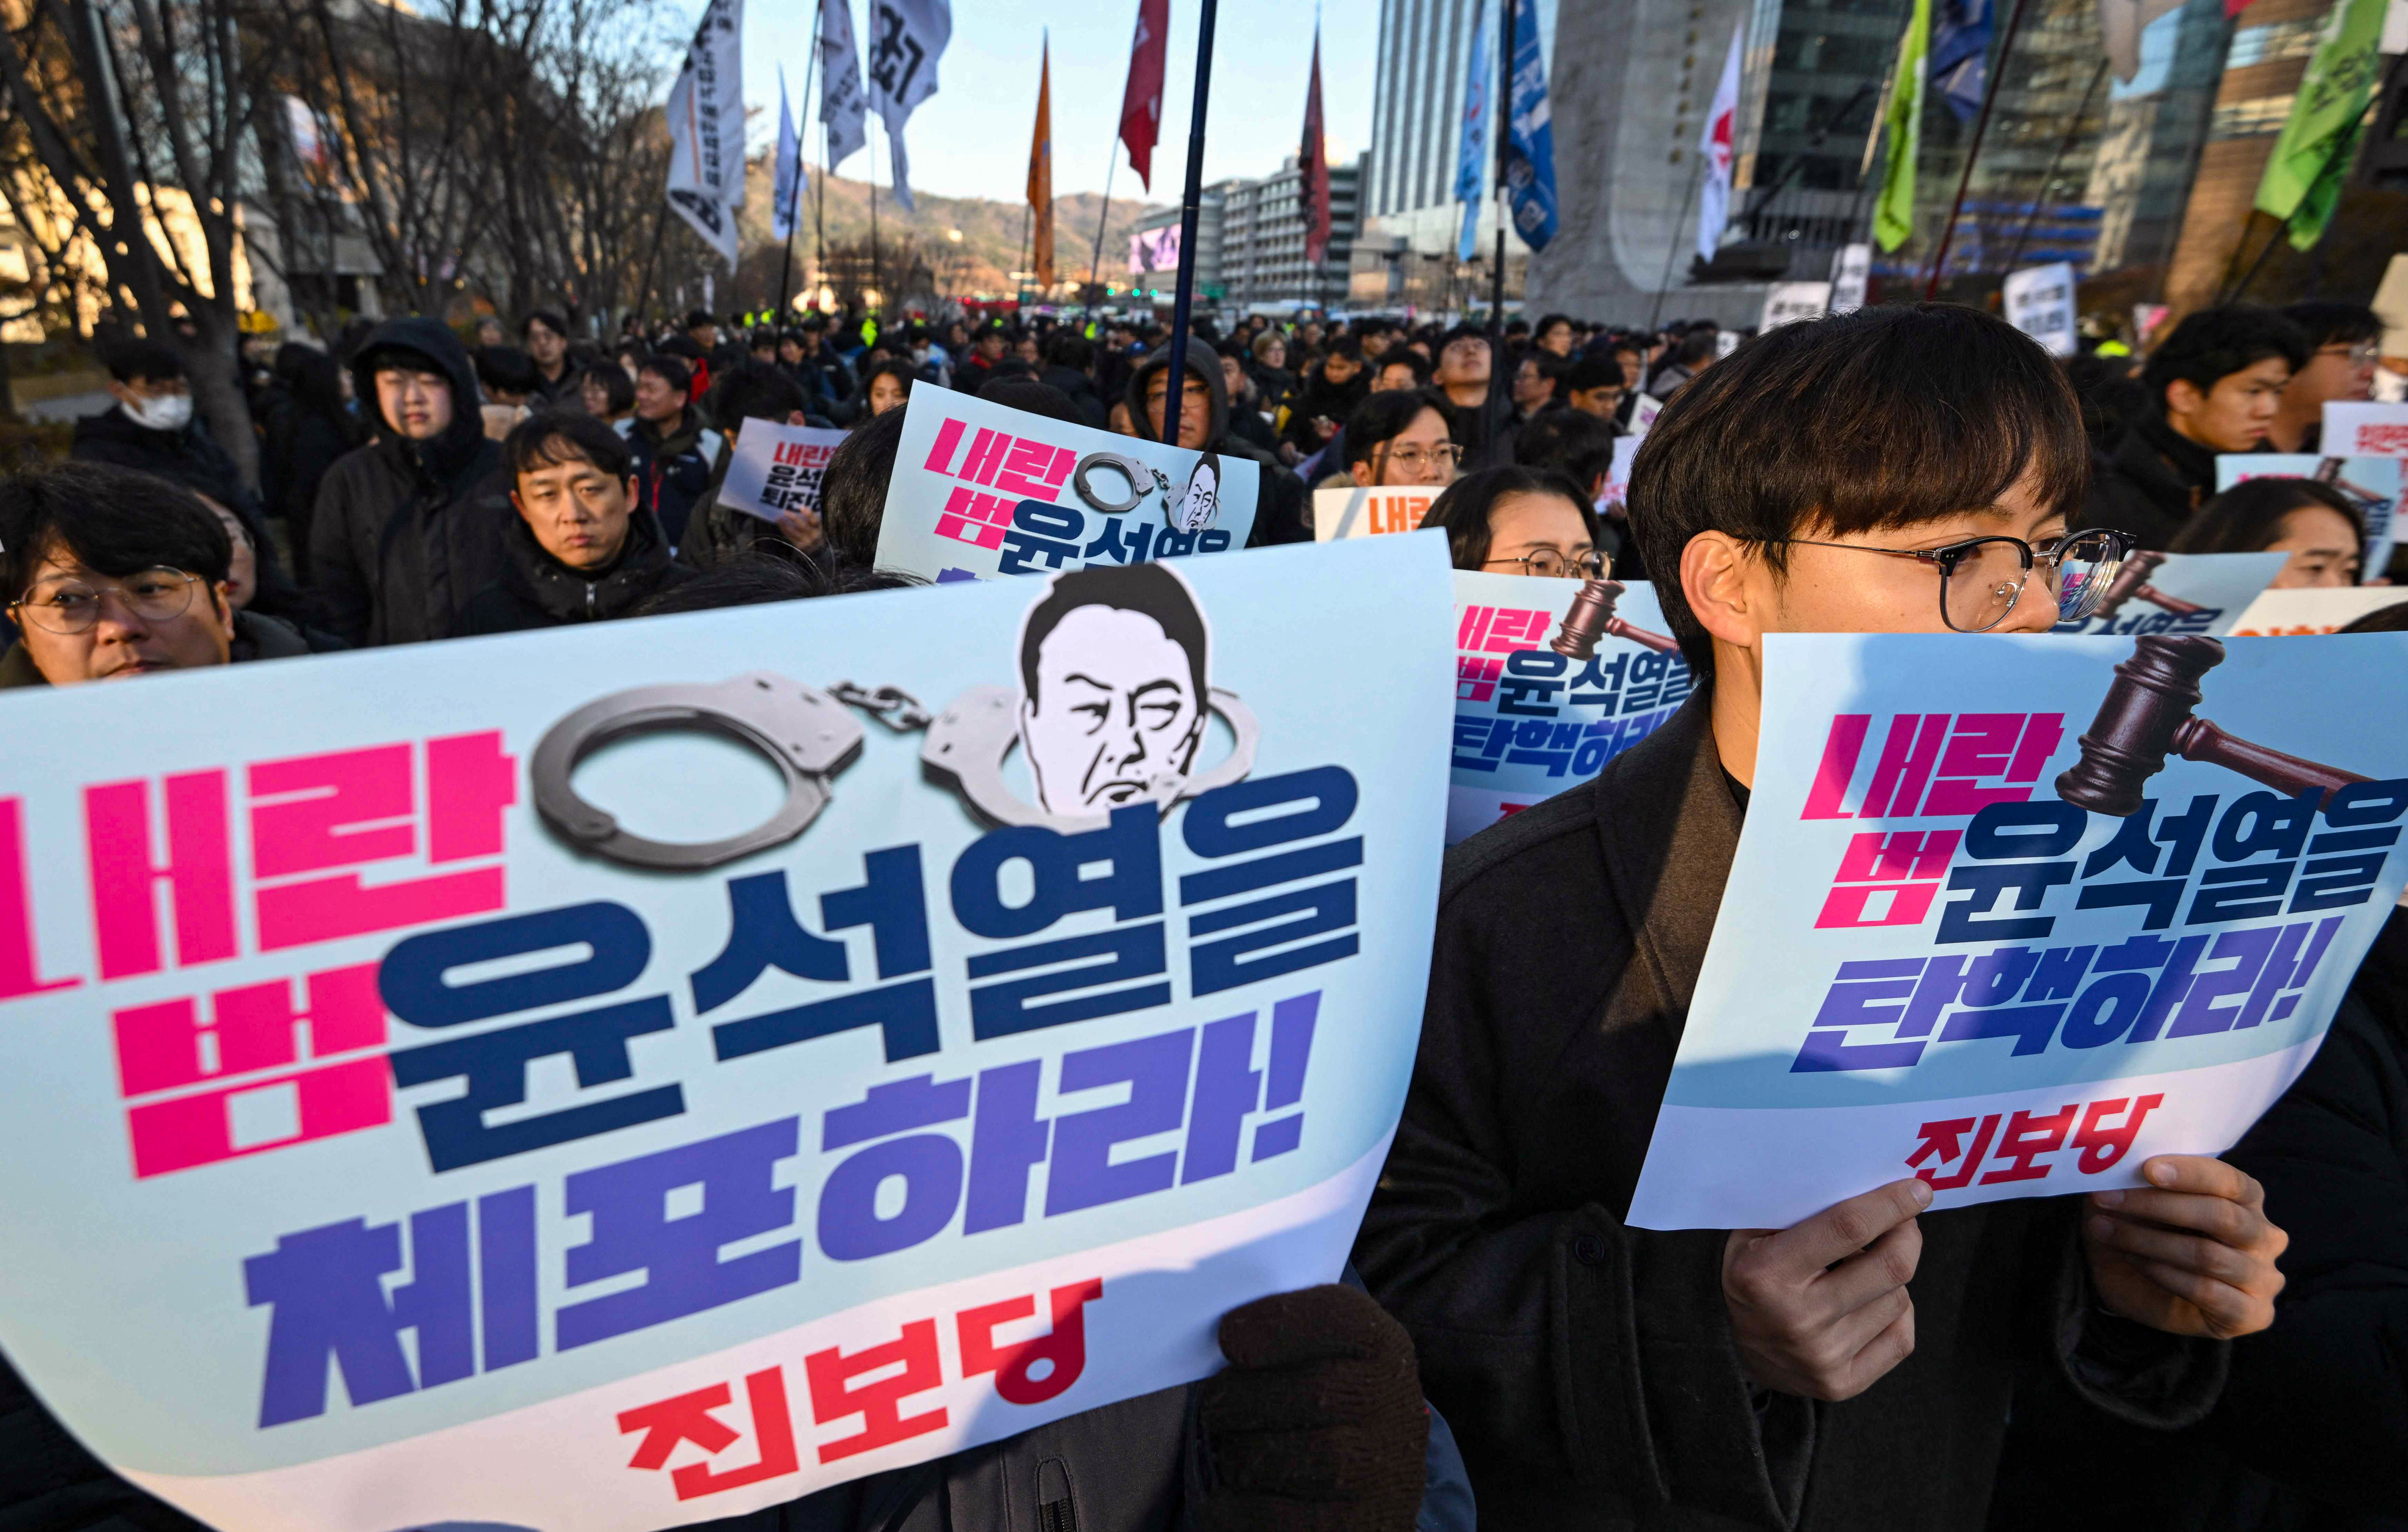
[1416, 464, 1607, 580]
[1342, 389, 1464, 491]
[1, 463, 312, 689]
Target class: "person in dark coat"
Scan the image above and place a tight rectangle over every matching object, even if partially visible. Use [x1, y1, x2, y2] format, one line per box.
[71, 338, 256, 517]
[782, 319, 860, 424]
[619, 352, 725, 551]
[676, 360, 830, 572]
[2076, 306, 2309, 550]
[1124, 349, 1311, 546]
[310, 315, 511, 645]
[1039, 330, 1111, 429]
[521, 309, 580, 406]
[1280, 339, 1368, 459]
[260, 343, 363, 571]
[1355, 305, 2286, 1532]
[452, 411, 691, 635]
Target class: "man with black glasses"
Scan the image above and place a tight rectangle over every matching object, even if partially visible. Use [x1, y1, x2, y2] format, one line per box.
[1355, 305, 2287, 1531]
[1, 462, 310, 688]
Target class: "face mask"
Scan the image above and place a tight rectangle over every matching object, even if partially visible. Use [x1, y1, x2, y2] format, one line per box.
[126, 392, 193, 431]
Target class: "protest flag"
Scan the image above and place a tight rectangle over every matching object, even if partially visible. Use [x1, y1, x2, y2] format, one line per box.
[772, 67, 804, 243]
[1928, 0, 1993, 123]
[1696, 22, 1741, 265]
[1028, 35, 1056, 290]
[664, 0, 744, 271]
[1501, 0, 1556, 250]
[866, 0, 951, 213]
[1119, 0, 1171, 191]
[819, 0, 868, 169]
[1454, 0, 1490, 262]
[1301, 24, 1331, 265]
[2254, 0, 2389, 252]
[1872, 0, 1928, 253]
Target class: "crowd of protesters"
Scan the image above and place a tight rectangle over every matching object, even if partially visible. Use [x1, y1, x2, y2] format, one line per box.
[2, 288, 2406, 1532]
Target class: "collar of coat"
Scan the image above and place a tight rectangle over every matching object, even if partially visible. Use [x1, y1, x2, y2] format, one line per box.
[1585, 688, 1744, 1043]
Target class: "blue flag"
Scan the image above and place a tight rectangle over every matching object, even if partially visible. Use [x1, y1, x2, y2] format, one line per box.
[1928, 0, 1992, 125]
[773, 66, 806, 242]
[1456, 0, 1491, 261]
[1503, 0, 1556, 252]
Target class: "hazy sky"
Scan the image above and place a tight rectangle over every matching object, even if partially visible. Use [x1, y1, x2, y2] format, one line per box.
[738, 0, 1378, 208]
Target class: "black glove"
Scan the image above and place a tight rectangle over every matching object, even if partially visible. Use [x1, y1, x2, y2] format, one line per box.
[1189, 1284, 1429, 1532]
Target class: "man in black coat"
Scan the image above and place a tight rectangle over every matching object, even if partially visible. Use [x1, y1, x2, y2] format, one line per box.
[1355, 305, 2288, 1531]
[1123, 349, 1312, 547]
[310, 315, 511, 645]
[2076, 306, 2309, 550]
[453, 410, 691, 635]
[71, 339, 256, 518]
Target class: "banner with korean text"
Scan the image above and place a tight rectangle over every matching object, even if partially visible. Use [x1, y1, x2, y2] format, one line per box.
[0, 536, 1449, 1532]
[1628, 631, 2408, 1230]
[874, 390, 1258, 583]
[1313, 484, 1436, 540]
[1449, 572, 1697, 844]
[720, 420, 849, 524]
[2048, 550, 2285, 638]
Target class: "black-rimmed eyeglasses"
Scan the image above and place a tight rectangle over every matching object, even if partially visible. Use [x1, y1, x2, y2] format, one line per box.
[1771, 528, 2132, 632]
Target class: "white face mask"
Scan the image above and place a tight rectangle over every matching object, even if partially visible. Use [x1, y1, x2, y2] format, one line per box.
[126, 392, 193, 431]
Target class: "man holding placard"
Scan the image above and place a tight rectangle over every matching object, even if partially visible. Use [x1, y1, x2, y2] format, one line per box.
[1359, 307, 2295, 1528]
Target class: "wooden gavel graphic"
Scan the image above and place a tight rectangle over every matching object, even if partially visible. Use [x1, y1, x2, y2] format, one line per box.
[1549, 578, 1680, 658]
[2054, 635, 2369, 818]
[2085, 550, 2206, 621]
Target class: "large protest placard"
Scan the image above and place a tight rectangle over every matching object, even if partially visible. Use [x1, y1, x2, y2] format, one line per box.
[2216, 450, 2399, 581]
[1449, 571, 1696, 844]
[872, 390, 1259, 584]
[1627, 631, 2408, 1231]
[718, 420, 848, 524]
[2048, 550, 2286, 638]
[0, 535, 1450, 1532]
[1312, 483, 1436, 540]
[2002, 263, 2078, 356]
[2232, 585, 2408, 634]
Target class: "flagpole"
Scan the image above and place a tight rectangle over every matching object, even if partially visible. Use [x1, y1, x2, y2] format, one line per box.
[1483, 0, 1513, 461]
[1084, 143, 1121, 324]
[869, 114, 882, 317]
[777, 17, 822, 324]
[1160, 0, 1220, 451]
[1922, 0, 2032, 299]
[1647, 165, 1702, 335]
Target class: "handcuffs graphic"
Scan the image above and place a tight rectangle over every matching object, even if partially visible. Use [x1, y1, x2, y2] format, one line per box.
[532, 671, 1259, 871]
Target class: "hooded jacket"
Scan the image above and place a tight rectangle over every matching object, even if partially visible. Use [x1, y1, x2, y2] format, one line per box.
[310, 316, 510, 646]
[451, 504, 692, 636]
[1122, 350, 1311, 547]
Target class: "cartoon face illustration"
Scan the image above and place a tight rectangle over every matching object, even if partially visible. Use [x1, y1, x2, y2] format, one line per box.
[1016, 563, 1211, 815]
[1170, 454, 1220, 533]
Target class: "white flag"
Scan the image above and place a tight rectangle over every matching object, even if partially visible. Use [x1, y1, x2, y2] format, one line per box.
[865, 0, 951, 212]
[774, 67, 805, 242]
[820, 0, 868, 170]
[665, 0, 744, 270]
[1696, 22, 1743, 265]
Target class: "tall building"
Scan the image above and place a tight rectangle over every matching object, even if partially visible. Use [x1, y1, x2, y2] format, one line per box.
[1125, 158, 1362, 312]
[1356, 0, 1558, 312]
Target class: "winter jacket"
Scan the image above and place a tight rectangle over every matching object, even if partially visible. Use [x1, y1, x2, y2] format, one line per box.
[261, 398, 360, 570]
[1122, 352, 1311, 547]
[0, 608, 315, 690]
[1280, 367, 1367, 455]
[310, 316, 511, 647]
[791, 349, 859, 423]
[1040, 364, 1111, 430]
[1354, 689, 2228, 1531]
[2077, 416, 2248, 551]
[70, 403, 257, 518]
[618, 410, 724, 551]
[451, 506, 692, 635]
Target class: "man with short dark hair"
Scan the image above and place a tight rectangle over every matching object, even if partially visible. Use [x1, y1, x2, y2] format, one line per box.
[1646, 327, 1720, 398]
[2270, 300, 2380, 452]
[312, 315, 511, 645]
[1, 461, 310, 687]
[453, 411, 690, 635]
[1560, 353, 1627, 423]
[2080, 303, 2310, 548]
[521, 310, 577, 404]
[73, 339, 257, 523]
[956, 325, 1009, 394]
[1432, 326, 1490, 416]
[620, 354, 724, 550]
[1358, 305, 2285, 1530]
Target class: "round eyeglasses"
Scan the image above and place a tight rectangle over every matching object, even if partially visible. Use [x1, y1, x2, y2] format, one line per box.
[9, 567, 206, 635]
[1484, 547, 1608, 580]
[1775, 528, 2132, 632]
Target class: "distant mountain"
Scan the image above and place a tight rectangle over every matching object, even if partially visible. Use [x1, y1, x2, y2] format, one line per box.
[733, 159, 1169, 300]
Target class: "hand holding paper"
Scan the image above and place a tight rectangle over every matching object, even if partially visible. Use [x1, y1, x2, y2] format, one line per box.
[2082, 1154, 2287, 1339]
[1721, 1176, 1932, 1401]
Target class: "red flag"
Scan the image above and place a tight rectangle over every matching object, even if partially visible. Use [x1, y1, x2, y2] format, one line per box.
[1119, 0, 1170, 190]
[1300, 25, 1330, 265]
[1029, 38, 1055, 287]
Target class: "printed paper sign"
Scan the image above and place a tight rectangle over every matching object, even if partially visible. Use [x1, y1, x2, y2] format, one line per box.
[2003, 263, 2078, 356]
[1448, 571, 1695, 844]
[2049, 551, 2287, 638]
[874, 390, 1259, 584]
[0, 536, 1450, 1532]
[1829, 243, 1871, 315]
[1627, 630, 2408, 1230]
[2218, 450, 2400, 578]
[720, 420, 848, 524]
[1597, 436, 1641, 514]
[1759, 282, 1831, 331]
[2321, 401, 2408, 457]
[1313, 484, 1436, 540]
[2232, 585, 2408, 634]
[1630, 393, 1664, 435]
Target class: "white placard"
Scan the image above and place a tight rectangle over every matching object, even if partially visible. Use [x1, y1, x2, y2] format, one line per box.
[2322, 401, 2408, 457]
[1760, 282, 1832, 331]
[1313, 484, 1438, 540]
[2003, 263, 2078, 356]
[2230, 586, 2408, 635]
[1829, 243, 1871, 315]
[719, 419, 849, 523]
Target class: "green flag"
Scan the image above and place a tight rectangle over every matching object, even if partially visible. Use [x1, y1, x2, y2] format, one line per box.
[2255, 0, 2386, 250]
[1873, 0, 1930, 254]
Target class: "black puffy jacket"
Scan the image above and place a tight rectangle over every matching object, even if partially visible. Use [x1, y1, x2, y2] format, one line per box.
[309, 316, 510, 646]
[452, 507, 693, 635]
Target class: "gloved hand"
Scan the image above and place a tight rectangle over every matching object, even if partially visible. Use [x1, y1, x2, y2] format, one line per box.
[1189, 1284, 1429, 1532]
